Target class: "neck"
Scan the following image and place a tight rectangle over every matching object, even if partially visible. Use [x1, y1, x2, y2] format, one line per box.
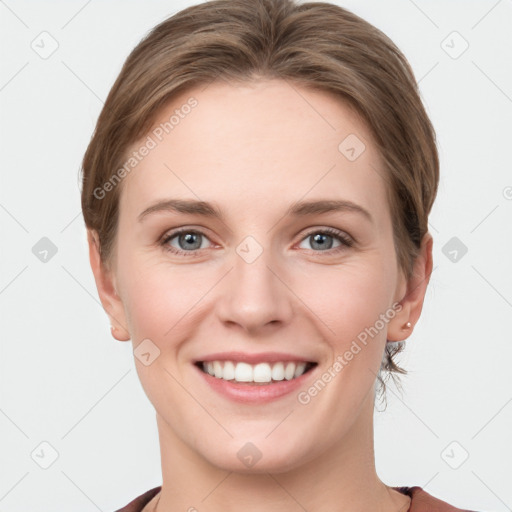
[153, 390, 410, 512]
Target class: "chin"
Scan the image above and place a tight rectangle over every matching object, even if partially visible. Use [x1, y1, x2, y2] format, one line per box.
[201, 434, 313, 475]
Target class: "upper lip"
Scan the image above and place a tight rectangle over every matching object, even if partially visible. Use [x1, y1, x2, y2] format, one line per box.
[194, 351, 317, 364]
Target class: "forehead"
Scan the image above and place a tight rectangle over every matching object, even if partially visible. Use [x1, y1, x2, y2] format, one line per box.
[119, 79, 389, 223]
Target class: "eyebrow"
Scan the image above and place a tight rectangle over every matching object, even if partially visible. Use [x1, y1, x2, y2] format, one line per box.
[137, 198, 373, 224]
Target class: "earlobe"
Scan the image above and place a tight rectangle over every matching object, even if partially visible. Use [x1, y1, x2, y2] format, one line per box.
[110, 324, 130, 342]
[87, 229, 131, 342]
[387, 232, 434, 342]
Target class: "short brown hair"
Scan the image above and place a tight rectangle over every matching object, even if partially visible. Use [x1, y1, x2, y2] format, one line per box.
[81, 0, 439, 400]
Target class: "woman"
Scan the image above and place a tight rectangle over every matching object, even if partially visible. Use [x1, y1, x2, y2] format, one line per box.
[81, 0, 478, 510]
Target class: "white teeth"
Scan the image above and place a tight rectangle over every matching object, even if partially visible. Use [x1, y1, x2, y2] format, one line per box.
[271, 362, 285, 381]
[294, 362, 306, 378]
[234, 362, 253, 382]
[223, 361, 235, 380]
[284, 362, 295, 380]
[200, 360, 312, 383]
[206, 362, 215, 376]
[213, 361, 223, 378]
[253, 363, 272, 382]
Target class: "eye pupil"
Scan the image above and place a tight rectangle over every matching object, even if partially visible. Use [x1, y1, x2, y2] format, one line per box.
[311, 233, 333, 250]
[180, 232, 201, 250]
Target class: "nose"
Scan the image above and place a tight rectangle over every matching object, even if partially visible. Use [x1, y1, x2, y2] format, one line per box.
[216, 242, 294, 334]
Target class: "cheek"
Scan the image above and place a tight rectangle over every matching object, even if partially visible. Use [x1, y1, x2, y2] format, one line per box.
[296, 257, 395, 401]
[300, 258, 395, 340]
[118, 255, 212, 344]
[122, 271, 181, 337]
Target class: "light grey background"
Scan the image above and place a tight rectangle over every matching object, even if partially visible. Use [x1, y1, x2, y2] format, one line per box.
[1, 0, 511, 511]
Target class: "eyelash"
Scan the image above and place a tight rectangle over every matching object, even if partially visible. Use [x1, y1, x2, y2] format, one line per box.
[160, 227, 354, 257]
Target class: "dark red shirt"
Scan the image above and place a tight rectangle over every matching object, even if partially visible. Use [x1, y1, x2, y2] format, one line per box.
[114, 485, 479, 511]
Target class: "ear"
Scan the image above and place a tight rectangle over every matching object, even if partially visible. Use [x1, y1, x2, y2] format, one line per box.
[87, 229, 131, 342]
[387, 232, 433, 342]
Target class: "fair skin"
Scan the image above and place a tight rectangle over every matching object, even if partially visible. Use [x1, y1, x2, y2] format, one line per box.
[88, 79, 432, 512]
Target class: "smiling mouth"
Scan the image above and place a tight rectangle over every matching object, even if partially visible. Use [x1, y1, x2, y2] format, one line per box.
[195, 360, 318, 385]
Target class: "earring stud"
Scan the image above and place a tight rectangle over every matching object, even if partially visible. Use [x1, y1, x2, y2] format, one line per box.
[404, 321, 412, 329]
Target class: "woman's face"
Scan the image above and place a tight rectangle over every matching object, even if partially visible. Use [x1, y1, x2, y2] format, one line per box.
[91, 79, 428, 473]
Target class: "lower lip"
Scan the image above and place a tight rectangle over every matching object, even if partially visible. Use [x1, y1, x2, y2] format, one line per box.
[194, 364, 317, 404]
